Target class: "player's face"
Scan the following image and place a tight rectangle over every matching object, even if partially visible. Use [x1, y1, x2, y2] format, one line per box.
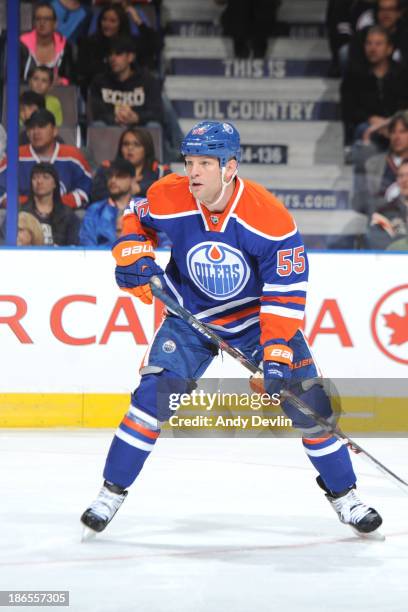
[184, 155, 223, 204]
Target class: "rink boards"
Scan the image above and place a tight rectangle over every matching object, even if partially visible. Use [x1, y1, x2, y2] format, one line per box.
[0, 249, 407, 430]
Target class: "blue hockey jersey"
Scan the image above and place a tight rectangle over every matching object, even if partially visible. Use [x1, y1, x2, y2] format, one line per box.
[122, 173, 308, 345]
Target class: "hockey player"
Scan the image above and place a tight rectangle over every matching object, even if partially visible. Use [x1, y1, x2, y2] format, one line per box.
[81, 121, 382, 537]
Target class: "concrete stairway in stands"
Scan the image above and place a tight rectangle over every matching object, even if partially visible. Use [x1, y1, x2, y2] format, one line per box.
[162, 0, 364, 244]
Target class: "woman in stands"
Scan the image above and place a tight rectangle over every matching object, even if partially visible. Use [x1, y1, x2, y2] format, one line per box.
[91, 126, 171, 202]
[76, 3, 132, 96]
[77, 2, 161, 95]
[20, 2, 76, 85]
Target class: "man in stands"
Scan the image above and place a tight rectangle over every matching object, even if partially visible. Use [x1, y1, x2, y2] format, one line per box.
[365, 158, 408, 249]
[89, 36, 163, 128]
[340, 25, 408, 150]
[0, 109, 92, 209]
[79, 159, 135, 246]
[348, 0, 408, 69]
[353, 110, 408, 213]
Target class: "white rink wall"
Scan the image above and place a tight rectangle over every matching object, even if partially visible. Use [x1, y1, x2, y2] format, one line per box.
[0, 249, 407, 394]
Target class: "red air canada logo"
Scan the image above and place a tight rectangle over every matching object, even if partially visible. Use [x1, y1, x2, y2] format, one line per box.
[371, 284, 408, 365]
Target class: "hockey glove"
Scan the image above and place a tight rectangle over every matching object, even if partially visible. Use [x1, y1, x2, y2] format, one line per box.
[263, 341, 293, 398]
[112, 234, 164, 305]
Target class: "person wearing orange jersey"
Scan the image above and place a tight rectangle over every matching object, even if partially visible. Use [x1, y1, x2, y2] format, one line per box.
[81, 121, 382, 538]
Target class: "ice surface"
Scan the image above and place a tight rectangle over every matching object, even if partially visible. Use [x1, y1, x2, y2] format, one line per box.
[1, 431, 407, 611]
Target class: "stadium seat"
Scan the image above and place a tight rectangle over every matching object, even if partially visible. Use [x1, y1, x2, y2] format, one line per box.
[86, 125, 163, 166]
[59, 125, 81, 148]
[49, 85, 79, 127]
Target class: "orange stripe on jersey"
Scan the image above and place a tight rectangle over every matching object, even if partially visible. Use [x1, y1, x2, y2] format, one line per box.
[211, 305, 259, 326]
[235, 179, 296, 238]
[147, 173, 198, 216]
[261, 296, 306, 306]
[122, 212, 145, 234]
[122, 416, 160, 440]
[260, 312, 301, 344]
[121, 214, 159, 246]
[302, 436, 332, 445]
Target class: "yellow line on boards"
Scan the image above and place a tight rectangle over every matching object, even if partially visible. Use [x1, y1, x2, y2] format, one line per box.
[0, 395, 407, 431]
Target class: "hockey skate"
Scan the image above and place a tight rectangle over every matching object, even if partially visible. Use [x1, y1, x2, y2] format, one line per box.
[81, 481, 128, 541]
[317, 476, 384, 540]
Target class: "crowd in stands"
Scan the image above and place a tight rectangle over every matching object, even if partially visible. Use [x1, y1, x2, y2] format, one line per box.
[0, 0, 178, 247]
[0, 0, 407, 251]
[328, 0, 408, 249]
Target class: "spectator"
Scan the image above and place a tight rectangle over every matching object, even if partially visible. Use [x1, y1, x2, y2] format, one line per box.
[85, 2, 162, 70]
[80, 158, 134, 246]
[49, 0, 92, 42]
[89, 36, 163, 128]
[21, 162, 79, 246]
[0, 109, 92, 209]
[365, 158, 408, 249]
[220, 0, 280, 58]
[326, 0, 376, 74]
[91, 126, 170, 202]
[326, 0, 354, 75]
[19, 90, 49, 146]
[17, 211, 45, 246]
[353, 110, 408, 212]
[19, 90, 46, 126]
[340, 26, 408, 148]
[28, 65, 64, 126]
[0, 124, 6, 158]
[348, 0, 408, 71]
[20, 1, 76, 84]
[0, 211, 46, 247]
[76, 4, 132, 98]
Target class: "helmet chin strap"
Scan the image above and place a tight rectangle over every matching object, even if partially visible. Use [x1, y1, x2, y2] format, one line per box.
[202, 166, 238, 209]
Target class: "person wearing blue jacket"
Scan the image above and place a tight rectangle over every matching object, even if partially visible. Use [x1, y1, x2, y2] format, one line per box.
[79, 159, 135, 246]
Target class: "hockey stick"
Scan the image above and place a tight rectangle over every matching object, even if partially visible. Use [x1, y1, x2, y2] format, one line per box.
[150, 276, 408, 493]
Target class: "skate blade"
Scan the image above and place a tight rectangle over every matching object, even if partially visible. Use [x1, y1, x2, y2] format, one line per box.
[350, 526, 386, 541]
[81, 525, 97, 542]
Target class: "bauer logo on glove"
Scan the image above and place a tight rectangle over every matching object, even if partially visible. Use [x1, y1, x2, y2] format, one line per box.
[112, 233, 164, 305]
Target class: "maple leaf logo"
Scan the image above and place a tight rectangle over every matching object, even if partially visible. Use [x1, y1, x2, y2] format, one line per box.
[383, 303, 408, 346]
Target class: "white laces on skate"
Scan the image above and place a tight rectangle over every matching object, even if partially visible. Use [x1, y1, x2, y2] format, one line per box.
[89, 486, 125, 521]
[331, 489, 372, 525]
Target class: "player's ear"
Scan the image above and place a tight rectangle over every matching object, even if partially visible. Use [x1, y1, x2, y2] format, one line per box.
[225, 158, 238, 180]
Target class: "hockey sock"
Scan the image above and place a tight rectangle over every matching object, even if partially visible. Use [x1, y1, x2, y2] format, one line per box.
[302, 435, 356, 494]
[103, 405, 160, 489]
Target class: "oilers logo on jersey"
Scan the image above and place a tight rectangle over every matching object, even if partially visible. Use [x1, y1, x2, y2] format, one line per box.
[186, 241, 250, 300]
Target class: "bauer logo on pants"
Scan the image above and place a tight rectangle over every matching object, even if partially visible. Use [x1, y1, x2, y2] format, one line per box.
[186, 241, 250, 300]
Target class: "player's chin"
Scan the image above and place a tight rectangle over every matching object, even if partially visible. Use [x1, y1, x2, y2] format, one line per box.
[190, 184, 203, 196]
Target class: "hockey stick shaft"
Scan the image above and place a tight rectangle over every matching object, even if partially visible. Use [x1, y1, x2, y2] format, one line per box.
[150, 277, 408, 492]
